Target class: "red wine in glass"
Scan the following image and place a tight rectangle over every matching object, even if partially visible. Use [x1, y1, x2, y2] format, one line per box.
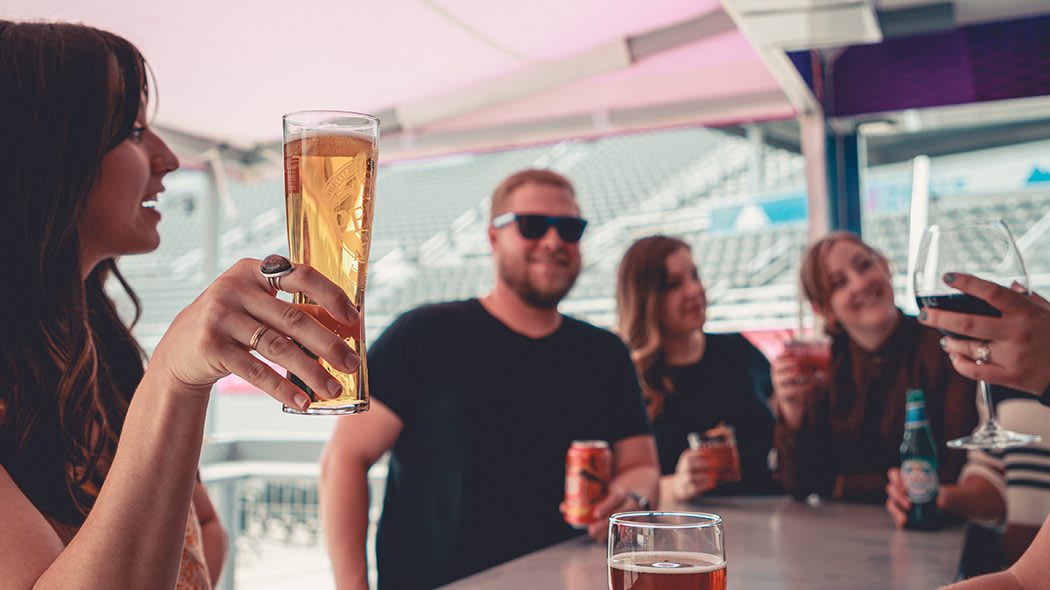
[913, 219, 1038, 449]
[915, 293, 1000, 340]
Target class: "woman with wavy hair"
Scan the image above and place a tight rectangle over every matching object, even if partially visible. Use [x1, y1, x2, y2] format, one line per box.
[616, 235, 774, 500]
[773, 232, 982, 507]
[0, 21, 358, 588]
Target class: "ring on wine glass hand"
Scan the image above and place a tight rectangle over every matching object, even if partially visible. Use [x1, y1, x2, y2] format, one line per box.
[975, 344, 992, 366]
[248, 325, 269, 352]
[260, 254, 294, 293]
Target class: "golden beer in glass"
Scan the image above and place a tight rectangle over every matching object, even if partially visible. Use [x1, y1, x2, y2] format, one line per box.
[282, 111, 378, 414]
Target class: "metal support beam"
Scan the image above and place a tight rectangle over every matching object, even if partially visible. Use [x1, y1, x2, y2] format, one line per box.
[747, 124, 766, 193]
[877, 2, 955, 39]
[800, 112, 830, 244]
[376, 90, 790, 161]
[905, 155, 931, 311]
[825, 129, 863, 235]
[378, 10, 738, 133]
[214, 479, 240, 590]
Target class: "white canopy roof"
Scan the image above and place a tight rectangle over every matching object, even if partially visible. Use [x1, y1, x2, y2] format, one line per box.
[3, 0, 795, 160]
[10, 1, 1046, 162]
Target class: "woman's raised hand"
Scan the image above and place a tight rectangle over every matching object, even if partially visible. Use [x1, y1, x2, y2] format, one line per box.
[149, 257, 360, 410]
[921, 273, 1050, 396]
[771, 355, 815, 430]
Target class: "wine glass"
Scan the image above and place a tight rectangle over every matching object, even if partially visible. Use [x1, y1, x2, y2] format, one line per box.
[913, 219, 1040, 449]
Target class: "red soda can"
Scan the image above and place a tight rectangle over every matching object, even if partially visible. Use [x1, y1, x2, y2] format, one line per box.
[561, 440, 612, 528]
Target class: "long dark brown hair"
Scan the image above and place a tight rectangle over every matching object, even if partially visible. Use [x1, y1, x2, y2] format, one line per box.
[616, 235, 692, 420]
[0, 21, 148, 525]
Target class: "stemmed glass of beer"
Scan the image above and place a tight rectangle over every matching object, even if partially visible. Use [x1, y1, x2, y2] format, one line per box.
[608, 511, 726, 590]
[281, 110, 378, 414]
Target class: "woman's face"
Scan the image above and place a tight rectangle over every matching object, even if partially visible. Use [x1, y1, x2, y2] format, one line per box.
[659, 247, 707, 337]
[821, 239, 897, 335]
[79, 99, 179, 274]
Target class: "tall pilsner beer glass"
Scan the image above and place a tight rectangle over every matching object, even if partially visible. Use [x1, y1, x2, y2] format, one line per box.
[609, 512, 726, 590]
[282, 111, 378, 415]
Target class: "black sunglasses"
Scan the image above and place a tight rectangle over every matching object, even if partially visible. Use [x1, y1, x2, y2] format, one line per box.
[492, 213, 588, 243]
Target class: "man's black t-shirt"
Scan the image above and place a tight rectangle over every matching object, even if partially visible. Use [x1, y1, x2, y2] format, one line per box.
[368, 299, 651, 589]
[651, 333, 775, 493]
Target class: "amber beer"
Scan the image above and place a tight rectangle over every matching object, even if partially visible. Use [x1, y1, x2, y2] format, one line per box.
[608, 552, 727, 590]
[608, 512, 725, 590]
[282, 111, 378, 414]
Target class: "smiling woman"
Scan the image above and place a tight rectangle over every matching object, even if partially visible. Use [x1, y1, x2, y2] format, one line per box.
[78, 98, 179, 276]
[772, 232, 979, 506]
[616, 235, 776, 501]
[0, 20, 360, 590]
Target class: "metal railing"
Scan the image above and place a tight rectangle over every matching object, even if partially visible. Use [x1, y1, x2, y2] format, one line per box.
[200, 435, 386, 590]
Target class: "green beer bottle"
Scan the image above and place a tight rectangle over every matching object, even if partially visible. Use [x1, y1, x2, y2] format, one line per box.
[900, 388, 941, 530]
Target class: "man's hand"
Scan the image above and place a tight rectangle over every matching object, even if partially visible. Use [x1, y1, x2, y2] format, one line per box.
[587, 490, 646, 542]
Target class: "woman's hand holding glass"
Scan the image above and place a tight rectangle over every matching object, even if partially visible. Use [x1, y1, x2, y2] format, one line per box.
[771, 355, 815, 431]
[671, 449, 719, 500]
[149, 258, 360, 411]
[921, 273, 1050, 396]
[914, 221, 1037, 448]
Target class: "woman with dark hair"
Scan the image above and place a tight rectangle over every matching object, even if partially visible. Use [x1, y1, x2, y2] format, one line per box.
[616, 235, 774, 500]
[773, 232, 983, 507]
[0, 21, 358, 588]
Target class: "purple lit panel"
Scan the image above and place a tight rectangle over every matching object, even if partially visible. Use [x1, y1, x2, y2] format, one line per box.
[966, 17, 1050, 102]
[826, 16, 1050, 117]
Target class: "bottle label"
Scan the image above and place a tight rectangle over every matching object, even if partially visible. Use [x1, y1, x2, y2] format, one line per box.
[901, 459, 938, 503]
[905, 402, 927, 426]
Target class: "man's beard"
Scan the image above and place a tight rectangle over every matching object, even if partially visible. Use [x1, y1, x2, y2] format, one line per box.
[497, 258, 579, 309]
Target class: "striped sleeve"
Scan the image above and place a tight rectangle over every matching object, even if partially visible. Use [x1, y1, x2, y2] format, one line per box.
[998, 399, 1050, 527]
[960, 448, 1006, 499]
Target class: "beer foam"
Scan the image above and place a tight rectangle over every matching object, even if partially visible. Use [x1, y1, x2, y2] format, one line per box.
[284, 130, 376, 157]
[608, 551, 726, 574]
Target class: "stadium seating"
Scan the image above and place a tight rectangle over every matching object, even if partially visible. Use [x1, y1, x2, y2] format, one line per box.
[116, 128, 1050, 351]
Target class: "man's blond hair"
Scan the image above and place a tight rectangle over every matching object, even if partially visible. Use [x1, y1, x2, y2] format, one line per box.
[490, 168, 576, 221]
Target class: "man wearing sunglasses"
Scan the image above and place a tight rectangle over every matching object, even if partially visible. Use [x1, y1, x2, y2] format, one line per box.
[322, 169, 659, 590]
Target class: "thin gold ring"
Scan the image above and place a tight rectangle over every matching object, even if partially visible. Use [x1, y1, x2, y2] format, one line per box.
[248, 325, 269, 352]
